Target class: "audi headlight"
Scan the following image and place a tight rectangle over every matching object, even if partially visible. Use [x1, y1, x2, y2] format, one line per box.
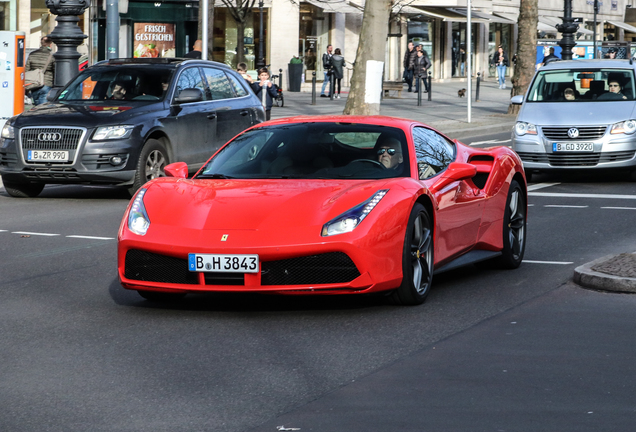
[93, 125, 134, 140]
[514, 122, 537, 136]
[321, 190, 388, 236]
[1, 122, 15, 139]
[611, 120, 636, 135]
[128, 188, 151, 236]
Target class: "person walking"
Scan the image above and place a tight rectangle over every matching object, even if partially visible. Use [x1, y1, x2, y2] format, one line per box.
[25, 36, 55, 106]
[251, 67, 279, 121]
[413, 48, 431, 94]
[330, 48, 345, 99]
[320, 44, 333, 97]
[402, 42, 417, 92]
[492, 46, 509, 89]
[541, 47, 560, 66]
[184, 40, 202, 59]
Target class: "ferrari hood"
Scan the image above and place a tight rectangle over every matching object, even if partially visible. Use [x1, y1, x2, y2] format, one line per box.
[141, 178, 399, 231]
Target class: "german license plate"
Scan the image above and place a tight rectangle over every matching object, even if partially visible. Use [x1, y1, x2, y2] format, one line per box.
[27, 150, 69, 162]
[552, 142, 594, 152]
[188, 253, 259, 273]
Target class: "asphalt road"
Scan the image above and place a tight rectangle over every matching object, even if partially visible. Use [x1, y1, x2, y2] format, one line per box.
[1, 140, 636, 431]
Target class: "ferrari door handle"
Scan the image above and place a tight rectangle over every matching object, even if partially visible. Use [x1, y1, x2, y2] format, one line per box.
[240, 110, 249, 116]
[207, 113, 217, 119]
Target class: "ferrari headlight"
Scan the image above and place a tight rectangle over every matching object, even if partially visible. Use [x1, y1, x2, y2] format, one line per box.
[128, 188, 151, 236]
[1, 122, 15, 139]
[321, 190, 388, 236]
[611, 120, 636, 135]
[93, 125, 134, 140]
[514, 122, 537, 136]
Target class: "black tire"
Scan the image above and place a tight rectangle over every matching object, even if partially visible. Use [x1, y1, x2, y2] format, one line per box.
[137, 290, 186, 302]
[390, 203, 434, 306]
[278, 94, 284, 107]
[2, 180, 44, 198]
[129, 139, 169, 195]
[493, 179, 526, 269]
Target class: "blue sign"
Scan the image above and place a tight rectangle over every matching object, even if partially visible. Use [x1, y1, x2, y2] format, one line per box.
[2, 81, 8, 88]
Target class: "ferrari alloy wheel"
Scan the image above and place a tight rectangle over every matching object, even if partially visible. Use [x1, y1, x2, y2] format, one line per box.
[137, 290, 186, 302]
[391, 203, 434, 306]
[129, 139, 170, 195]
[2, 181, 44, 198]
[495, 179, 526, 269]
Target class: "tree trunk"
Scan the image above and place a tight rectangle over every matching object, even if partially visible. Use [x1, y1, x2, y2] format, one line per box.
[508, 0, 538, 115]
[343, 0, 392, 115]
[237, 20, 245, 66]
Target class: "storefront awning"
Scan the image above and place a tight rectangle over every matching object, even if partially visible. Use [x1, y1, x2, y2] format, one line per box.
[607, 20, 636, 34]
[413, 7, 479, 22]
[213, 0, 272, 7]
[448, 8, 516, 24]
[302, 0, 362, 14]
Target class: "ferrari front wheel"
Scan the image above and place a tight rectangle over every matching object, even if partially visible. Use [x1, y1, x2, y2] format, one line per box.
[494, 179, 526, 269]
[390, 203, 434, 306]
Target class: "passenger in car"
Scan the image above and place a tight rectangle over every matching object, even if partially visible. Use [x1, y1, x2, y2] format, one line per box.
[109, 80, 132, 100]
[564, 87, 576, 101]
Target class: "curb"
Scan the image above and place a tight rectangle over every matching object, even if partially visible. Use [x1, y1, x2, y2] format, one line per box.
[573, 253, 636, 293]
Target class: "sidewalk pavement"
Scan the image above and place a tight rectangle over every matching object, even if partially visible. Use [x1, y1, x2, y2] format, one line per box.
[270, 78, 516, 140]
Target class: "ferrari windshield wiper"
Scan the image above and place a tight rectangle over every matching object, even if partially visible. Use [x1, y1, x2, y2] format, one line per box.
[199, 173, 235, 179]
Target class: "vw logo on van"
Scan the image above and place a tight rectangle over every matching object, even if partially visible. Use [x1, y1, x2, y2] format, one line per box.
[38, 132, 62, 142]
[567, 128, 580, 139]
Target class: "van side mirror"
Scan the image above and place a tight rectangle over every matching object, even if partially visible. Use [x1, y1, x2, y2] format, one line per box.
[510, 95, 524, 105]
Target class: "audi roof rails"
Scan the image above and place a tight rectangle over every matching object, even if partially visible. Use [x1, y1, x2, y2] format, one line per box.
[108, 58, 182, 65]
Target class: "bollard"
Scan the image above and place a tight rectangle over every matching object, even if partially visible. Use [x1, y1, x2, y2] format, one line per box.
[311, 72, 316, 105]
[475, 72, 481, 102]
[329, 72, 335, 100]
[279, 68, 283, 89]
[417, 73, 422, 106]
[427, 71, 432, 102]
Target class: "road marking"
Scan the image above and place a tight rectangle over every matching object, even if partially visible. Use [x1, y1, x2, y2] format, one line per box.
[601, 206, 636, 210]
[544, 205, 589, 208]
[523, 260, 574, 265]
[527, 182, 560, 191]
[529, 192, 636, 199]
[470, 139, 511, 146]
[66, 235, 115, 240]
[12, 231, 60, 237]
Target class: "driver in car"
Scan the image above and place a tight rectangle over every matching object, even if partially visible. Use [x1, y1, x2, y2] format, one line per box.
[376, 136, 404, 170]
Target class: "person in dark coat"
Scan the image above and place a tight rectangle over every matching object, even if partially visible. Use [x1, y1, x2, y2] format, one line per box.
[330, 48, 345, 99]
[251, 67, 279, 121]
[541, 47, 560, 66]
[413, 49, 431, 94]
[320, 44, 333, 97]
[491, 46, 509, 89]
[25, 36, 55, 105]
[184, 40, 202, 59]
[402, 42, 418, 92]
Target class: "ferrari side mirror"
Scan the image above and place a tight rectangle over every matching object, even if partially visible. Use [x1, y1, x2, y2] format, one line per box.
[165, 161, 188, 179]
[430, 162, 477, 191]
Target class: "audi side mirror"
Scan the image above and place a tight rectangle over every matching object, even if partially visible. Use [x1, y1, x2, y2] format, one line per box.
[46, 88, 61, 102]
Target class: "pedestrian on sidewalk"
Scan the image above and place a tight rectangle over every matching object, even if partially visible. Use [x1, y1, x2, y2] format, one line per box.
[251, 67, 279, 121]
[320, 44, 333, 97]
[491, 46, 509, 89]
[237, 62, 253, 84]
[414, 49, 431, 94]
[25, 36, 55, 106]
[403, 42, 417, 92]
[184, 40, 202, 59]
[330, 48, 345, 99]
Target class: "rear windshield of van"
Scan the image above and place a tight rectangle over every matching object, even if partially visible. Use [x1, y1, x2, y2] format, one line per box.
[526, 69, 636, 102]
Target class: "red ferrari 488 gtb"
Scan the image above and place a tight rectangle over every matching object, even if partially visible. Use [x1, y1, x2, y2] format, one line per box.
[118, 116, 527, 305]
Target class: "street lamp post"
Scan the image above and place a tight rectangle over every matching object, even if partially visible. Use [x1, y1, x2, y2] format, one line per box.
[556, 0, 579, 60]
[256, 0, 265, 68]
[593, 0, 599, 59]
[46, 0, 90, 88]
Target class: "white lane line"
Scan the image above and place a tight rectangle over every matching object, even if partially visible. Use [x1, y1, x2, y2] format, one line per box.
[601, 206, 636, 210]
[0, 230, 6, 232]
[12, 231, 60, 237]
[470, 139, 512, 146]
[66, 235, 115, 240]
[529, 192, 636, 199]
[544, 205, 589, 208]
[523, 260, 574, 265]
[527, 182, 561, 191]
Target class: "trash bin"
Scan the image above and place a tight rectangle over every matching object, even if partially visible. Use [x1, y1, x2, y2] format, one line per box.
[288, 63, 303, 92]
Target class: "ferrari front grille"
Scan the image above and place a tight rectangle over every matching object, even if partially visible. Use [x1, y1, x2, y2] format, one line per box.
[261, 252, 360, 286]
[541, 126, 606, 140]
[125, 249, 199, 285]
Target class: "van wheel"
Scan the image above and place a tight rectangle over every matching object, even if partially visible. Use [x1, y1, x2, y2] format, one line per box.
[128, 139, 169, 195]
[2, 181, 44, 198]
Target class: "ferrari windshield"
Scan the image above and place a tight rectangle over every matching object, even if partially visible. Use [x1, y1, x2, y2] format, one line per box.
[198, 123, 411, 180]
[57, 67, 174, 102]
[526, 68, 636, 102]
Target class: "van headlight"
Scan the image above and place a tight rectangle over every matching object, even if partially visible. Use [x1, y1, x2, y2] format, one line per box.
[514, 122, 537, 136]
[611, 120, 636, 135]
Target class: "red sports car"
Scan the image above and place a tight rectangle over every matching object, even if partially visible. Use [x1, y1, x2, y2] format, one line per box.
[117, 116, 527, 305]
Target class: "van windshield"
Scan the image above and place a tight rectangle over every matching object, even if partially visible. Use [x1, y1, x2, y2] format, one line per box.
[526, 69, 636, 102]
